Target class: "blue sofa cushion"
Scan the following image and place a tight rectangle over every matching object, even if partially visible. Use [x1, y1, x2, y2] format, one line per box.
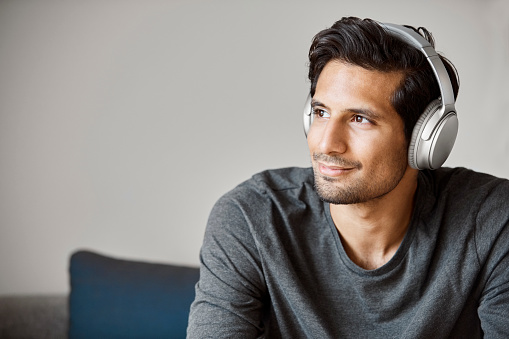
[69, 250, 199, 339]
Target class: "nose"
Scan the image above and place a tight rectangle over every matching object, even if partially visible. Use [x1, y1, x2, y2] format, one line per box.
[315, 118, 348, 155]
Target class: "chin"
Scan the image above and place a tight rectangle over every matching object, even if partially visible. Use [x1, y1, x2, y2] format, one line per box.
[312, 165, 407, 205]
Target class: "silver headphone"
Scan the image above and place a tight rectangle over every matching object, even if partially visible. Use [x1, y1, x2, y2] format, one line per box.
[303, 23, 458, 170]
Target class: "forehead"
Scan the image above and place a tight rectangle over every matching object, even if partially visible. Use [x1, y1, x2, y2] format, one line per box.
[314, 61, 404, 120]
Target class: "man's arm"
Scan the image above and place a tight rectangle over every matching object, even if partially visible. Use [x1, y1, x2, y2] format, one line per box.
[476, 181, 509, 337]
[187, 194, 267, 338]
[477, 223, 509, 336]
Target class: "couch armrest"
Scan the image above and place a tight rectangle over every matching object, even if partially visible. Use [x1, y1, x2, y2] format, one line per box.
[0, 294, 68, 339]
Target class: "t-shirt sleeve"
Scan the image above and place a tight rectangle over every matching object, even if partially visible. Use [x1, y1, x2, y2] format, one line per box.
[477, 224, 509, 337]
[187, 191, 267, 338]
[476, 180, 509, 337]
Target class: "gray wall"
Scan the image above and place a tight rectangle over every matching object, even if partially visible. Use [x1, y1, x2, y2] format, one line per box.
[1, 0, 508, 295]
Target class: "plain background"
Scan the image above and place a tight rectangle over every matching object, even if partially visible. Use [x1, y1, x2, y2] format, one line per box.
[1, 0, 508, 295]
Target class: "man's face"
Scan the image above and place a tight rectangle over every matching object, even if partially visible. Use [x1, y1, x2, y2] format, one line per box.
[308, 60, 410, 205]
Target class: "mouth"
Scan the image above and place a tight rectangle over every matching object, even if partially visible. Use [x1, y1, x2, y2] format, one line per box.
[317, 162, 355, 177]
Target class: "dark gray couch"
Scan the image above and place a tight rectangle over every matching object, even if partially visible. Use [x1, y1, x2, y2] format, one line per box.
[0, 250, 199, 339]
[0, 294, 68, 338]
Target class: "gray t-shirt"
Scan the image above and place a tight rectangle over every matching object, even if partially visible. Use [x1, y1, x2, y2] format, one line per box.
[188, 167, 509, 338]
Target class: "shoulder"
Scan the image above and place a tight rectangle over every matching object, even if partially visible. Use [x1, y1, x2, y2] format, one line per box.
[421, 167, 509, 201]
[418, 167, 509, 236]
[251, 166, 315, 192]
[218, 167, 315, 206]
[422, 167, 509, 221]
[203, 167, 318, 260]
[207, 167, 318, 237]
[422, 167, 509, 252]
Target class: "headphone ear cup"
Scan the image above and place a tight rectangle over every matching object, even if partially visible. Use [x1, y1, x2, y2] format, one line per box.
[303, 94, 313, 136]
[408, 99, 441, 169]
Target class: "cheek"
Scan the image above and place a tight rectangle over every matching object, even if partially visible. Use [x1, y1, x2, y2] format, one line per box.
[366, 134, 408, 168]
[352, 133, 399, 165]
[306, 125, 320, 152]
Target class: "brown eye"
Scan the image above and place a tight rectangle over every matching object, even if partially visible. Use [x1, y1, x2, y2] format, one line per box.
[313, 109, 330, 118]
[354, 115, 370, 124]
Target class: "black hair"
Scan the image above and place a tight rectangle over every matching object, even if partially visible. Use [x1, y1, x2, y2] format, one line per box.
[308, 17, 459, 141]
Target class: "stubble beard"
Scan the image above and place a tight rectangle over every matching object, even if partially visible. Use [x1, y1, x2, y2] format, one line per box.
[312, 151, 408, 205]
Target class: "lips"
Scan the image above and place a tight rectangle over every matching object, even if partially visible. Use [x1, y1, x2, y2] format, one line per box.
[318, 163, 354, 177]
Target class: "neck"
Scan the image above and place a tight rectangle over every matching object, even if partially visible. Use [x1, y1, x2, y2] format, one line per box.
[330, 166, 419, 270]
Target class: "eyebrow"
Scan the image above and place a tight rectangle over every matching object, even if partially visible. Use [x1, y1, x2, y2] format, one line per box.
[311, 99, 329, 110]
[311, 99, 384, 121]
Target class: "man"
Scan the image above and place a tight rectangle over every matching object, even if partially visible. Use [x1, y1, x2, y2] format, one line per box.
[187, 17, 509, 338]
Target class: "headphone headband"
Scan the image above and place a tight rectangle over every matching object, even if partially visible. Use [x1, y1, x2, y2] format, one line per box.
[381, 23, 456, 118]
